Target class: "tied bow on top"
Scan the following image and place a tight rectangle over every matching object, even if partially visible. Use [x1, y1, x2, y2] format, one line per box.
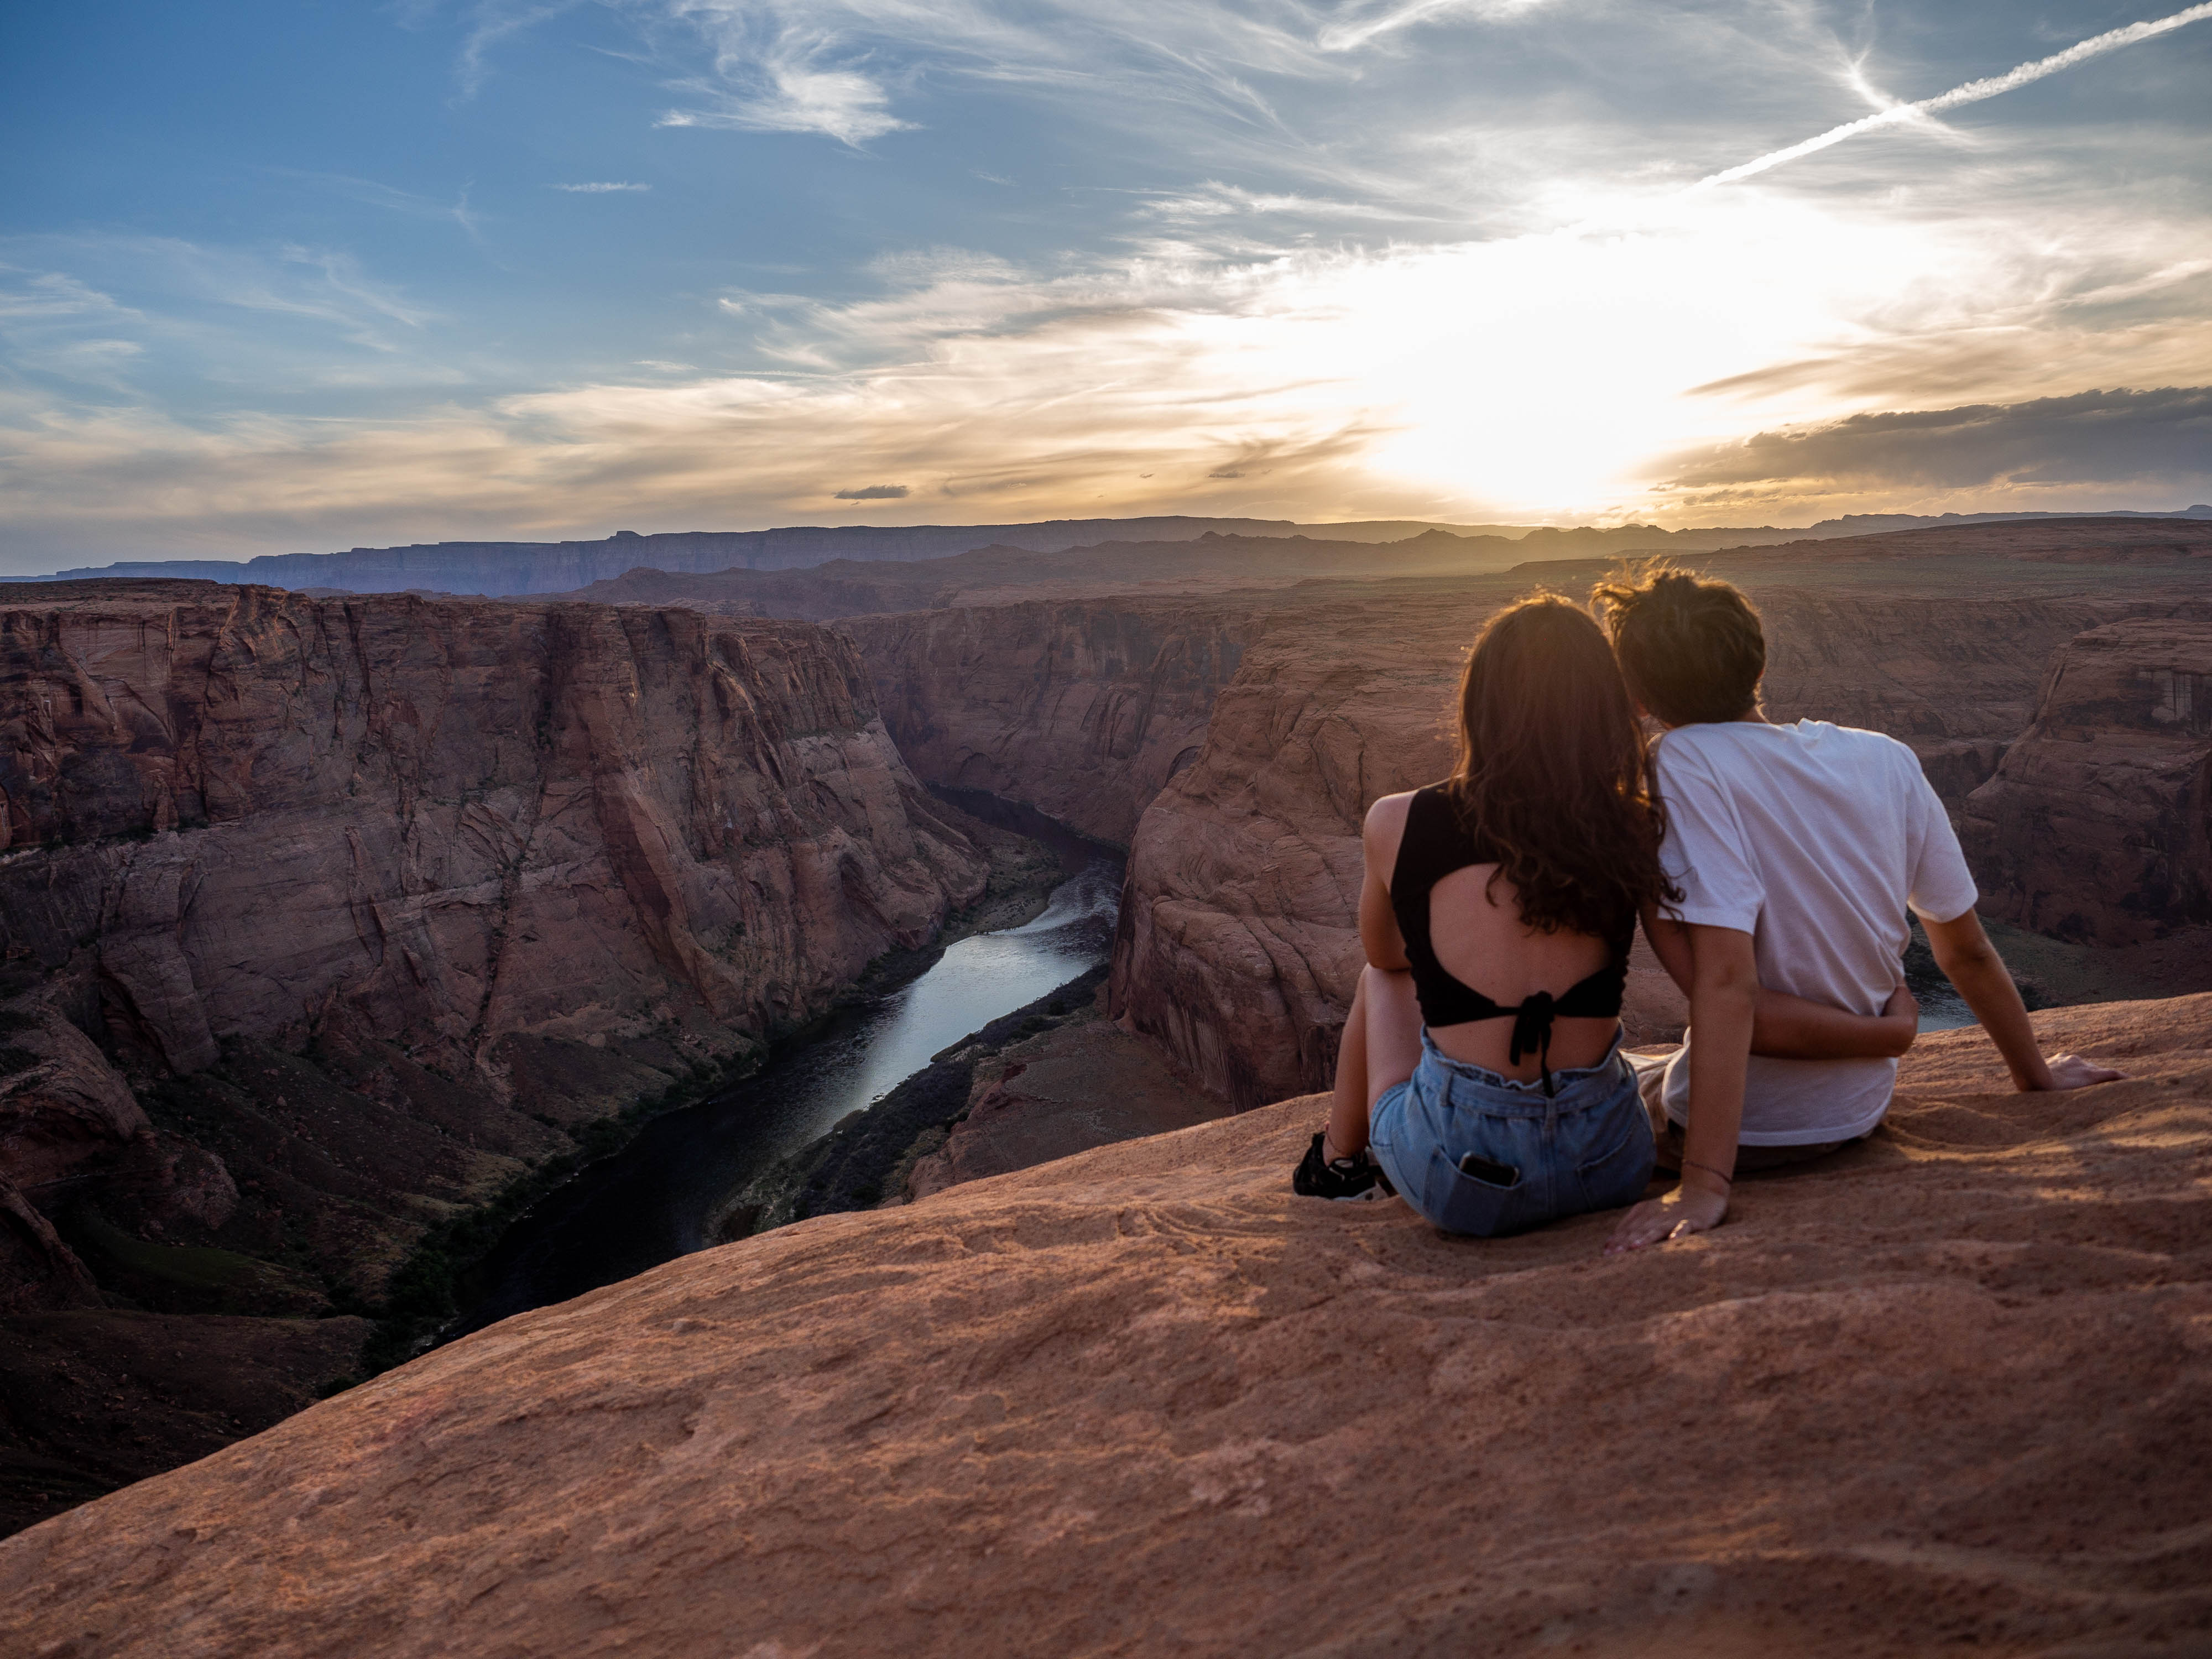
[1507, 989, 1559, 1097]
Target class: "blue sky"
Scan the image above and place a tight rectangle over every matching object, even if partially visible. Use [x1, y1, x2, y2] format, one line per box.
[2, 1, 2208, 569]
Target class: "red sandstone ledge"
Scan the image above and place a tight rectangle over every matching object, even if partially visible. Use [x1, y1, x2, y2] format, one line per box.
[3, 994, 2207, 1658]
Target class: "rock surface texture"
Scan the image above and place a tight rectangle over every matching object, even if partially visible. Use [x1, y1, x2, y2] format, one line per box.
[1963, 618, 2212, 951]
[0, 581, 987, 1530]
[2, 995, 2202, 1658]
[0, 582, 984, 1070]
[843, 598, 1264, 845]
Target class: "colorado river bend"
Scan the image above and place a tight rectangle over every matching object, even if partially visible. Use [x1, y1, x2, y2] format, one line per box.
[450, 808, 1121, 1338]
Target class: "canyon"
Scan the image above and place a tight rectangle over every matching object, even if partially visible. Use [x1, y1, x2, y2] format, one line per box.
[824, 524, 2212, 1107]
[3, 992, 2204, 1657]
[7, 510, 2212, 1614]
[0, 581, 992, 1530]
[1963, 617, 2212, 952]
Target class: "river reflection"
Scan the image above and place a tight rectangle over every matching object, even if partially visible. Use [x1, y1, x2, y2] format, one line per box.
[446, 812, 1120, 1338]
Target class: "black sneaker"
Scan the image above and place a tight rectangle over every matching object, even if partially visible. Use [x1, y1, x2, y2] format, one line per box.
[1292, 1132, 1396, 1201]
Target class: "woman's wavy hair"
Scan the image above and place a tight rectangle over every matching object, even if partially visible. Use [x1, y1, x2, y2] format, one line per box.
[1444, 594, 1678, 935]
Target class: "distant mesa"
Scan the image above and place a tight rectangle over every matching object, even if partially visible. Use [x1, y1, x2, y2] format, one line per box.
[834, 484, 910, 500]
[12, 507, 2211, 601]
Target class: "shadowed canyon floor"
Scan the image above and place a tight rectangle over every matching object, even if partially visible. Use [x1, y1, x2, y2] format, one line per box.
[4, 994, 2206, 1658]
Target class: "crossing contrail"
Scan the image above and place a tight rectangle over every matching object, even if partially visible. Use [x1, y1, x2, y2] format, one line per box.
[1692, 3, 2212, 189]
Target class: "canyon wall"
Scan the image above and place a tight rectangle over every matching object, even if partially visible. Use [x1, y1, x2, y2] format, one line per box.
[0, 583, 984, 1081]
[842, 598, 1266, 846]
[0, 580, 988, 1525]
[1962, 618, 2212, 946]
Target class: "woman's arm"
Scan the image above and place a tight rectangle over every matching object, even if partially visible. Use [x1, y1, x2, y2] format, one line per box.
[1360, 795, 1413, 971]
[1641, 908, 1918, 1060]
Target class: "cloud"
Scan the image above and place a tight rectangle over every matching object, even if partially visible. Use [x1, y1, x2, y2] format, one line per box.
[832, 483, 909, 499]
[1316, 0, 1553, 55]
[1660, 386, 2212, 498]
[1693, 4, 2212, 190]
[274, 171, 487, 243]
[9, 3, 2211, 567]
[552, 180, 653, 192]
[8, 180, 2212, 568]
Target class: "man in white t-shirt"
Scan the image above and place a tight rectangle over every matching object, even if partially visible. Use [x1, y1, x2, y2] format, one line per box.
[1592, 566, 2122, 1253]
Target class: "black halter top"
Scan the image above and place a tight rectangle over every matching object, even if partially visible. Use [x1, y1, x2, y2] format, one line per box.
[1389, 785, 1634, 1095]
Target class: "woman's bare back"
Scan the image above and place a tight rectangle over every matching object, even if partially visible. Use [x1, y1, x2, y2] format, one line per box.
[1365, 791, 1620, 1081]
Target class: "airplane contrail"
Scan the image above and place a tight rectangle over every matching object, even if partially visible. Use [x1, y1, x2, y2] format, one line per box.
[1693, 3, 2212, 189]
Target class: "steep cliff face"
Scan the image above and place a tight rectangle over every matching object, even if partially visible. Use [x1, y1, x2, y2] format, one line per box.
[2, 996, 2198, 1659]
[842, 598, 1264, 846]
[0, 583, 983, 1078]
[1108, 582, 2212, 1108]
[1961, 618, 2212, 948]
[0, 581, 988, 1527]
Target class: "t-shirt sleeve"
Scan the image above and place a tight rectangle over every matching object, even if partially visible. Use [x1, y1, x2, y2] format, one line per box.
[1653, 739, 1763, 934]
[1903, 759, 1979, 923]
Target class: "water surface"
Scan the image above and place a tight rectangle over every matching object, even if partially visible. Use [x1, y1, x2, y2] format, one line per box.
[450, 813, 1120, 1338]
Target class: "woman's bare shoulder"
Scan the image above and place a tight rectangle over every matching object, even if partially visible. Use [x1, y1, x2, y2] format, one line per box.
[1364, 791, 1417, 831]
[1363, 791, 1417, 854]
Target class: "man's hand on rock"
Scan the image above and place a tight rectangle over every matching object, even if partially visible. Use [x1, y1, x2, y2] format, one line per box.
[1604, 1183, 1728, 1255]
[2038, 1052, 2125, 1091]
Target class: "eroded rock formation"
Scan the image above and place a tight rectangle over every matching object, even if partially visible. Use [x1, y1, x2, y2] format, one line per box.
[1962, 618, 2212, 948]
[844, 598, 1264, 846]
[0, 583, 983, 1067]
[2, 995, 2200, 1657]
[0, 581, 989, 1527]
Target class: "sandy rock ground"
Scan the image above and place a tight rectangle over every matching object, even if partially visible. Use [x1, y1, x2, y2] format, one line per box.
[3, 994, 2206, 1658]
[905, 993, 1225, 1200]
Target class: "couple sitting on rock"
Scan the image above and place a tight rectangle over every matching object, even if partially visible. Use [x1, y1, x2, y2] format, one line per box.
[1293, 564, 2120, 1250]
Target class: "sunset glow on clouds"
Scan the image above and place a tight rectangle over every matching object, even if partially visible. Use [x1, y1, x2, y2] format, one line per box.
[1, 1, 2208, 568]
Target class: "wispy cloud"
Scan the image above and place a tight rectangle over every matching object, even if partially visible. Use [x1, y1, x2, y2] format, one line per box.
[833, 482, 909, 498]
[274, 170, 488, 243]
[552, 180, 653, 192]
[1658, 386, 2212, 509]
[8, 2, 2210, 567]
[1694, 4, 2212, 189]
[1316, 0, 1554, 55]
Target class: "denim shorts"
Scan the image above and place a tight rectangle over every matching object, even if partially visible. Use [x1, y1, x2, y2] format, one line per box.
[1368, 1030, 1656, 1238]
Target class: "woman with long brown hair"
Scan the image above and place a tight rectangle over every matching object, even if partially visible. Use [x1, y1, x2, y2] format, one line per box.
[1293, 593, 1910, 1236]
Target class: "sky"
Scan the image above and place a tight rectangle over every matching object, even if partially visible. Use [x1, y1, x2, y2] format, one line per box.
[2, 1, 2208, 571]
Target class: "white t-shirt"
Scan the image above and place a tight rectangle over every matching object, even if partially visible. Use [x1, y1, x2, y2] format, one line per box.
[1654, 720, 1979, 1145]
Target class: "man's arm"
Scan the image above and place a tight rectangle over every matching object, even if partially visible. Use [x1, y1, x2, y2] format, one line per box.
[1921, 909, 2122, 1091]
[1642, 908, 1917, 1060]
[1606, 924, 1753, 1253]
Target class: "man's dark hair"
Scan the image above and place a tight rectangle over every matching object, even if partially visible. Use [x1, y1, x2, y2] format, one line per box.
[1591, 562, 1765, 727]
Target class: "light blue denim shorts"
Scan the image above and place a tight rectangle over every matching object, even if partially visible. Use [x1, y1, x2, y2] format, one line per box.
[1367, 1030, 1656, 1238]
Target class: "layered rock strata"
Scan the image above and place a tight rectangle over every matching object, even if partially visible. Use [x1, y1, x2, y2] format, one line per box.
[1963, 618, 2212, 950]
[843, 598, 1265, 846]
[0, 581, 988, 1528]
[1, 997, 2200, 1658]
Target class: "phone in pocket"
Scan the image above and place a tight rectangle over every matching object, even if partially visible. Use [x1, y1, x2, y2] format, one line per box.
[1458, 1151, 1519, 1187]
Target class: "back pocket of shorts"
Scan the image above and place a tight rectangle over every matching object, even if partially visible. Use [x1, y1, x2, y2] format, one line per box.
[1421, 1146, 1541, 1239]
[1573, 1112, 1657, 1213]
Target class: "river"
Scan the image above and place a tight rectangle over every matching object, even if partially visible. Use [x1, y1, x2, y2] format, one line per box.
[447, 806, 1121, 1338]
